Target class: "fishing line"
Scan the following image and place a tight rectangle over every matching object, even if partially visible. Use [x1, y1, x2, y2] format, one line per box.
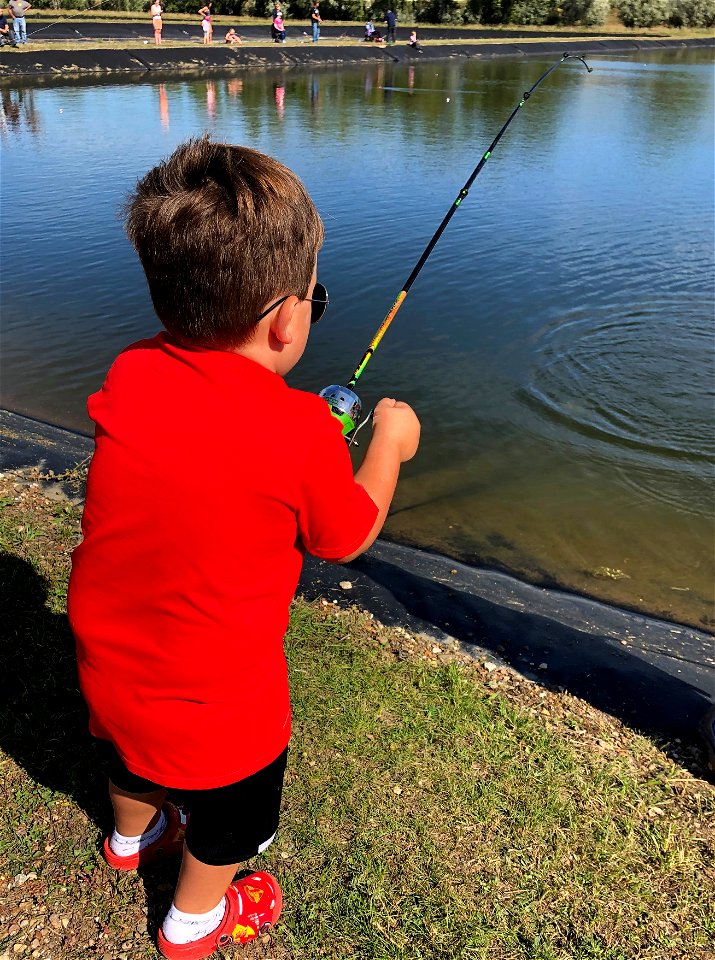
[28, 0, 107, 39]
[320, 52, 593, 438]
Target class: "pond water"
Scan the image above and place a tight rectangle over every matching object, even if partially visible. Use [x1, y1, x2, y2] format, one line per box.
[2, 50, 713, 629]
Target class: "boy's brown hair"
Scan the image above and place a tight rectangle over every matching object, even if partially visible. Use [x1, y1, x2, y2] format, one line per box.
[125, 137, 324, 348]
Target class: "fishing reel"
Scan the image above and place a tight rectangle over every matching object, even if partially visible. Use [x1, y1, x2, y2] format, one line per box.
[319, 384, 369, 442]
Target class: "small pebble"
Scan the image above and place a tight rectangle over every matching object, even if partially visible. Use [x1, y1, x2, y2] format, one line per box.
[339, 580, 352, 590]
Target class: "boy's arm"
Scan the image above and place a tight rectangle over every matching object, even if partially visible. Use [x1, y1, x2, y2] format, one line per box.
[335, 398, 420, 563]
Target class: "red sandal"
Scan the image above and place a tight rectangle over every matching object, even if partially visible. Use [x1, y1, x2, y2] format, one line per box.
[157, 872, 282, 960]
[102, 802, 188, 871]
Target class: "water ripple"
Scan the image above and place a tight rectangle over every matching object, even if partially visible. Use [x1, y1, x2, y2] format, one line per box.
[521, 308, 714, 466]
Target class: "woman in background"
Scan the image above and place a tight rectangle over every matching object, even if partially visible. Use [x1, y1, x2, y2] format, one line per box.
[199, 2, 212, 44]
[151, 0, 162, 45]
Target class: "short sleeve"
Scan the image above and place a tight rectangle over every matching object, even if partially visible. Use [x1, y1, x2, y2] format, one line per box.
[296, 403, 378, 560]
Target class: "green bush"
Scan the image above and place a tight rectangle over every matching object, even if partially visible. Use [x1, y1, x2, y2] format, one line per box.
[617, 0, 672, 25]
[464, 0, 509, 22]
[669, 0, 715, 24]
[415, 0, 462, 21]
[558, 0, 611, 23]
[507, 0, 553, 23]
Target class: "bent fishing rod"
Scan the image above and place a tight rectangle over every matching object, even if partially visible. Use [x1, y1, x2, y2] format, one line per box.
[320, 52, 593, 438]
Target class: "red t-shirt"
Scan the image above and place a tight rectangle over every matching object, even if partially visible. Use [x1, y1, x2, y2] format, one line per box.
[68, 334, 377, 789]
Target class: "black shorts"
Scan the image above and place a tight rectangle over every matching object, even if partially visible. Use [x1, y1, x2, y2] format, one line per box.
[99, 741, 288, 866]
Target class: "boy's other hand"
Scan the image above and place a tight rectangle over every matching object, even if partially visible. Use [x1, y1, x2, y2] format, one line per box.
[372, 397, 420, 462]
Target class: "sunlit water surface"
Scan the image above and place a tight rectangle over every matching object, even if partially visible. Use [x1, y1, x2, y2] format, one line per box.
[2, 51, 713, 628]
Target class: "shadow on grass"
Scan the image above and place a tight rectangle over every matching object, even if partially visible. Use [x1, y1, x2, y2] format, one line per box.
[0, 552, 191, 920]
[0, 552, 109, 824]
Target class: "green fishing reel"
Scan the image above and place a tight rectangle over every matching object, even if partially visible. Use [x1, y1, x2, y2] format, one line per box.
[319, 384, 362, 437]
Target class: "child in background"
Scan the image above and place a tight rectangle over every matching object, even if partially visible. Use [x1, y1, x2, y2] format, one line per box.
[408, 29, 422, 51]
[272, 9, 286, 42]
[68, 137, 420, 960]
[225, 26, 241, 44]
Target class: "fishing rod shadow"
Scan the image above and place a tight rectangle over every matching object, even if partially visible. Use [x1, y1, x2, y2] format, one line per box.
[300, 544, 713, 781]
[388, 485, 474, 518]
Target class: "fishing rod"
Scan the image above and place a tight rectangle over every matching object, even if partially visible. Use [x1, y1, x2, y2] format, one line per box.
[320, 51, 593, 439]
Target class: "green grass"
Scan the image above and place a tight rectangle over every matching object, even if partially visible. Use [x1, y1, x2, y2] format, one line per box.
[1, 468, 713, 960]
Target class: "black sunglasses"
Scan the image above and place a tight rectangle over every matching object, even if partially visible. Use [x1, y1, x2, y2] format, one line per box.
[256, 281, 329, 326]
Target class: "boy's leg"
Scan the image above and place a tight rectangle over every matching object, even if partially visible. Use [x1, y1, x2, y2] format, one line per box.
[110, 779, 167, 837]
[174, 847, 238, 913]
[97, 741, 186, 870]
[158, 748, 287, 956]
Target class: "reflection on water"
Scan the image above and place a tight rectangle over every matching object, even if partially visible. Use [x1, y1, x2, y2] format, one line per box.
[158, 83, 169, 130]
[1, 51, 713, 629]
[1, 87, 40, 135]
[275, 81, 285, 118]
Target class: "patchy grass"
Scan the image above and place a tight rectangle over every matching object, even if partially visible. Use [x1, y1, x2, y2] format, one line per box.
[0, 468, 713, 960]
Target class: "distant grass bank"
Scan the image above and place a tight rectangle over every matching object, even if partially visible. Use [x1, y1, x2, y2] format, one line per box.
[1, 467, 714, 960]
[20, 9, 715, 31]
[7, 32, 714, 51]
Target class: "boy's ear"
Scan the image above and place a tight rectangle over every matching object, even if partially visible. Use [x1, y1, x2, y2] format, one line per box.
[269, 296, 299, 346]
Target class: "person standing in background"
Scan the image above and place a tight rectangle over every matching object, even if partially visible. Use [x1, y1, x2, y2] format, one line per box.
[8, 0, 31, 45]
[151, 1, 163, 46]
[198, 2, 212, 44]
[385, 7, 396, 44]
[310, 1, 321, 42]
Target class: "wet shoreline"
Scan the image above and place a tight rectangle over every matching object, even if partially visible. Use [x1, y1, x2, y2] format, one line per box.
[1, 34, 712, 82]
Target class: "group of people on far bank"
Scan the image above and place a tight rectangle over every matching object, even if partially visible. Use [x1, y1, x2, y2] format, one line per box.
[147, 2, 240, 47]
[144, 3, 419, 50]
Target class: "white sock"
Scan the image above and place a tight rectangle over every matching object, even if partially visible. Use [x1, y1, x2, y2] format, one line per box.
[109, 809, 167, 857]
[162, 898, 228, 945]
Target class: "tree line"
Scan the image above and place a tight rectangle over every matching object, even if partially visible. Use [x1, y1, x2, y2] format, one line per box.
[32, 0, 714, 28]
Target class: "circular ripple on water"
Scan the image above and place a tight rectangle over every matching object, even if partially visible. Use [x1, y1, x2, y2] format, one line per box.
[521, 304, 715, 470]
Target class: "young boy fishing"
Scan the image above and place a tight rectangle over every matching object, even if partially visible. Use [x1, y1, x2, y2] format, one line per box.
[67, 137, 420, 960]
